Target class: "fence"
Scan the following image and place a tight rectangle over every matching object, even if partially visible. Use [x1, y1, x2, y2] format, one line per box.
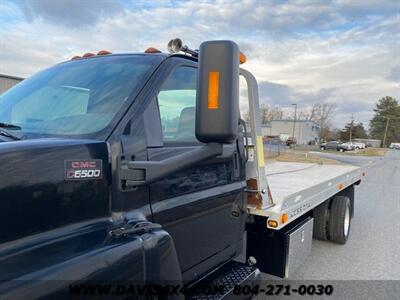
[264, 142, 288, 158]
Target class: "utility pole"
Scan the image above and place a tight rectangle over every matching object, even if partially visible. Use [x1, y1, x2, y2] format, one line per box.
[349, 113, 354, 142]
[292, 103, 297, 148]
[383, 117, 390, 148]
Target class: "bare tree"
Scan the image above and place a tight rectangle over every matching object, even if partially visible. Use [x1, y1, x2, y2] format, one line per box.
[260, 104, 270, 124]
[317, 103, 336, 127]
[297, 104, 319, 121]
[296, 103, 337, 140]
[259, 104, 283, 124]
[246, 102, 336, 140]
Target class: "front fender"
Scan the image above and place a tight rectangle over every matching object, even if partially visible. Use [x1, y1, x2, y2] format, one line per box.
[0, 222, 182, 299]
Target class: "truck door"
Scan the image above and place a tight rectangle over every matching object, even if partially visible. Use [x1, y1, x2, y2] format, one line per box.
[147, 60, 247, 282]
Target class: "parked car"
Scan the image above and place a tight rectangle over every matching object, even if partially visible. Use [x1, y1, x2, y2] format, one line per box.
[389, 143, 400, 149]
[353, 142, 366, 149]
[320, 141, 340, 150]
[263, 135, 282, 145]
[338, 142, 355, 152]
[320, 141, 356, 152]
[286, 137, 296, 146]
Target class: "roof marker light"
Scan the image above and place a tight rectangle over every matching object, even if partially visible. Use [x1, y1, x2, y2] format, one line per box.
[97, 50, 112, 55]
[71, 55, 81, 60]
[239, 52, 247, 64]
[82, 52, 95, 58]
[145, 47, 161, 53]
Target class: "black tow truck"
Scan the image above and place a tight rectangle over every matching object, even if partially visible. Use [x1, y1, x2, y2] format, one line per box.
[0, 40, 260, 299]
[0, 39, 363, 299]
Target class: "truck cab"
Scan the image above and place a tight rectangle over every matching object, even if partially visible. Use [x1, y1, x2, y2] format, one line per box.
[0, 41, 257, 298]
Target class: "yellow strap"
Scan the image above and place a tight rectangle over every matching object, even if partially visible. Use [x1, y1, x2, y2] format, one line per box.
[256, 136, 265, 167]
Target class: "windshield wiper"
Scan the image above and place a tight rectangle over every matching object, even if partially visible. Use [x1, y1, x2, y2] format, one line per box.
[0, 122, 22, 130]
[0, 123, 23, 140]
[0, 129, 24, 140]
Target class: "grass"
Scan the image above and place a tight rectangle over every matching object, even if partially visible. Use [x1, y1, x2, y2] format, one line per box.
[265, 147, 387, 165]
[345, 147, 387, 156]
[315, 147, 387, 157]
[271, 151, 340, 165]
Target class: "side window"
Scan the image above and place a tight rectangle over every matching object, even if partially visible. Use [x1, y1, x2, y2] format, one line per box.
[157, 66, 198, 143]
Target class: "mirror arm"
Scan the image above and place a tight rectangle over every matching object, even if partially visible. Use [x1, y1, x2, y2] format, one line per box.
[121, 143, 222, 187]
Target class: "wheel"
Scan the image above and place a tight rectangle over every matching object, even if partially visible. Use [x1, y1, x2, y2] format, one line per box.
[320, 146, 325, 150]
[328, 196, 351, 244]
[339, 148, 344, 152]
[313, 199, 331, 240]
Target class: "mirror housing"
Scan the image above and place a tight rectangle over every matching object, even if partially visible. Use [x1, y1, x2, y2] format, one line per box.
[196, 40, 240, 144]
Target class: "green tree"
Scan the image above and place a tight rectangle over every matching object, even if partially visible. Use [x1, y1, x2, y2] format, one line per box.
[340, 122, 368, 141]
[369, 96, 400, 146]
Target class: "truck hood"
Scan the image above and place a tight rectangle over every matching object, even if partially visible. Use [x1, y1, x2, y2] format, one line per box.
[0, 138, 110, 244]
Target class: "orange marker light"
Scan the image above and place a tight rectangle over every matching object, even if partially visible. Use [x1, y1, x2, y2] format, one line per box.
[145, 47, 161, 53]
[280, 213, 288, 224]
[239, 52, 247, 64]
[82, 52, 95, 58]
[97, 50, 112, 55]
[267, 220, 278, 228]
[208, 71, 219, 109]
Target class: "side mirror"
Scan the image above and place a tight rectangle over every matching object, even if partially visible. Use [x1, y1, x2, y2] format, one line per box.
[196, 40, 240, 144]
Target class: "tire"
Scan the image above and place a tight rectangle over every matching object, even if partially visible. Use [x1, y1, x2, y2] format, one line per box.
[328, 196, 351, 244]
[339, 148, 344, 152]
[313, 199, 331, 240]
[320, 146, 325, 150]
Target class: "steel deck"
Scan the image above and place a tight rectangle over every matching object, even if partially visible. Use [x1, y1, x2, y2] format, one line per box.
[248, 162, 364, 230]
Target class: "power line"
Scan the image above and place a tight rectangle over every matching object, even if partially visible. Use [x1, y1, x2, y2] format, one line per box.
[349, 113, 354, 142]
[383, 117, 390, 147]
[382, 116, 400, 147]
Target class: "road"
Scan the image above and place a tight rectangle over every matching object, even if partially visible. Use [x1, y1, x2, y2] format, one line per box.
[259, 150, 400, 298]
[309, 150, 383, 167]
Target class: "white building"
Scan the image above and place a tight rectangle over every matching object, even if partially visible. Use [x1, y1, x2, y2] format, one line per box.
[0, 74, 23, 94]
[262, 120, 320, 145]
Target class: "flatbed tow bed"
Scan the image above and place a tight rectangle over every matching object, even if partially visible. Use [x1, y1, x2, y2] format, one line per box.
[241, 67, 364, 233]
[248, 161, 363, 230]
[242, 65, 364, 278]
[244, 159, 364, 278]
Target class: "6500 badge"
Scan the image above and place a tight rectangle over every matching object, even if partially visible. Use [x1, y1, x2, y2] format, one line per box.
[65, 159, 103, 180]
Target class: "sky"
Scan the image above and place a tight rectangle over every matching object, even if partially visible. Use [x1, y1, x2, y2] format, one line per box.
[0, 0, 399, 130]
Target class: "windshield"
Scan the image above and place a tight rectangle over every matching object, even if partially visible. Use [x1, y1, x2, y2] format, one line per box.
[0, 55, 161, 138]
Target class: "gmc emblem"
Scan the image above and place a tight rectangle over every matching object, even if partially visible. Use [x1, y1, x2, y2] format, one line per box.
[65, 159, 102, 180]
